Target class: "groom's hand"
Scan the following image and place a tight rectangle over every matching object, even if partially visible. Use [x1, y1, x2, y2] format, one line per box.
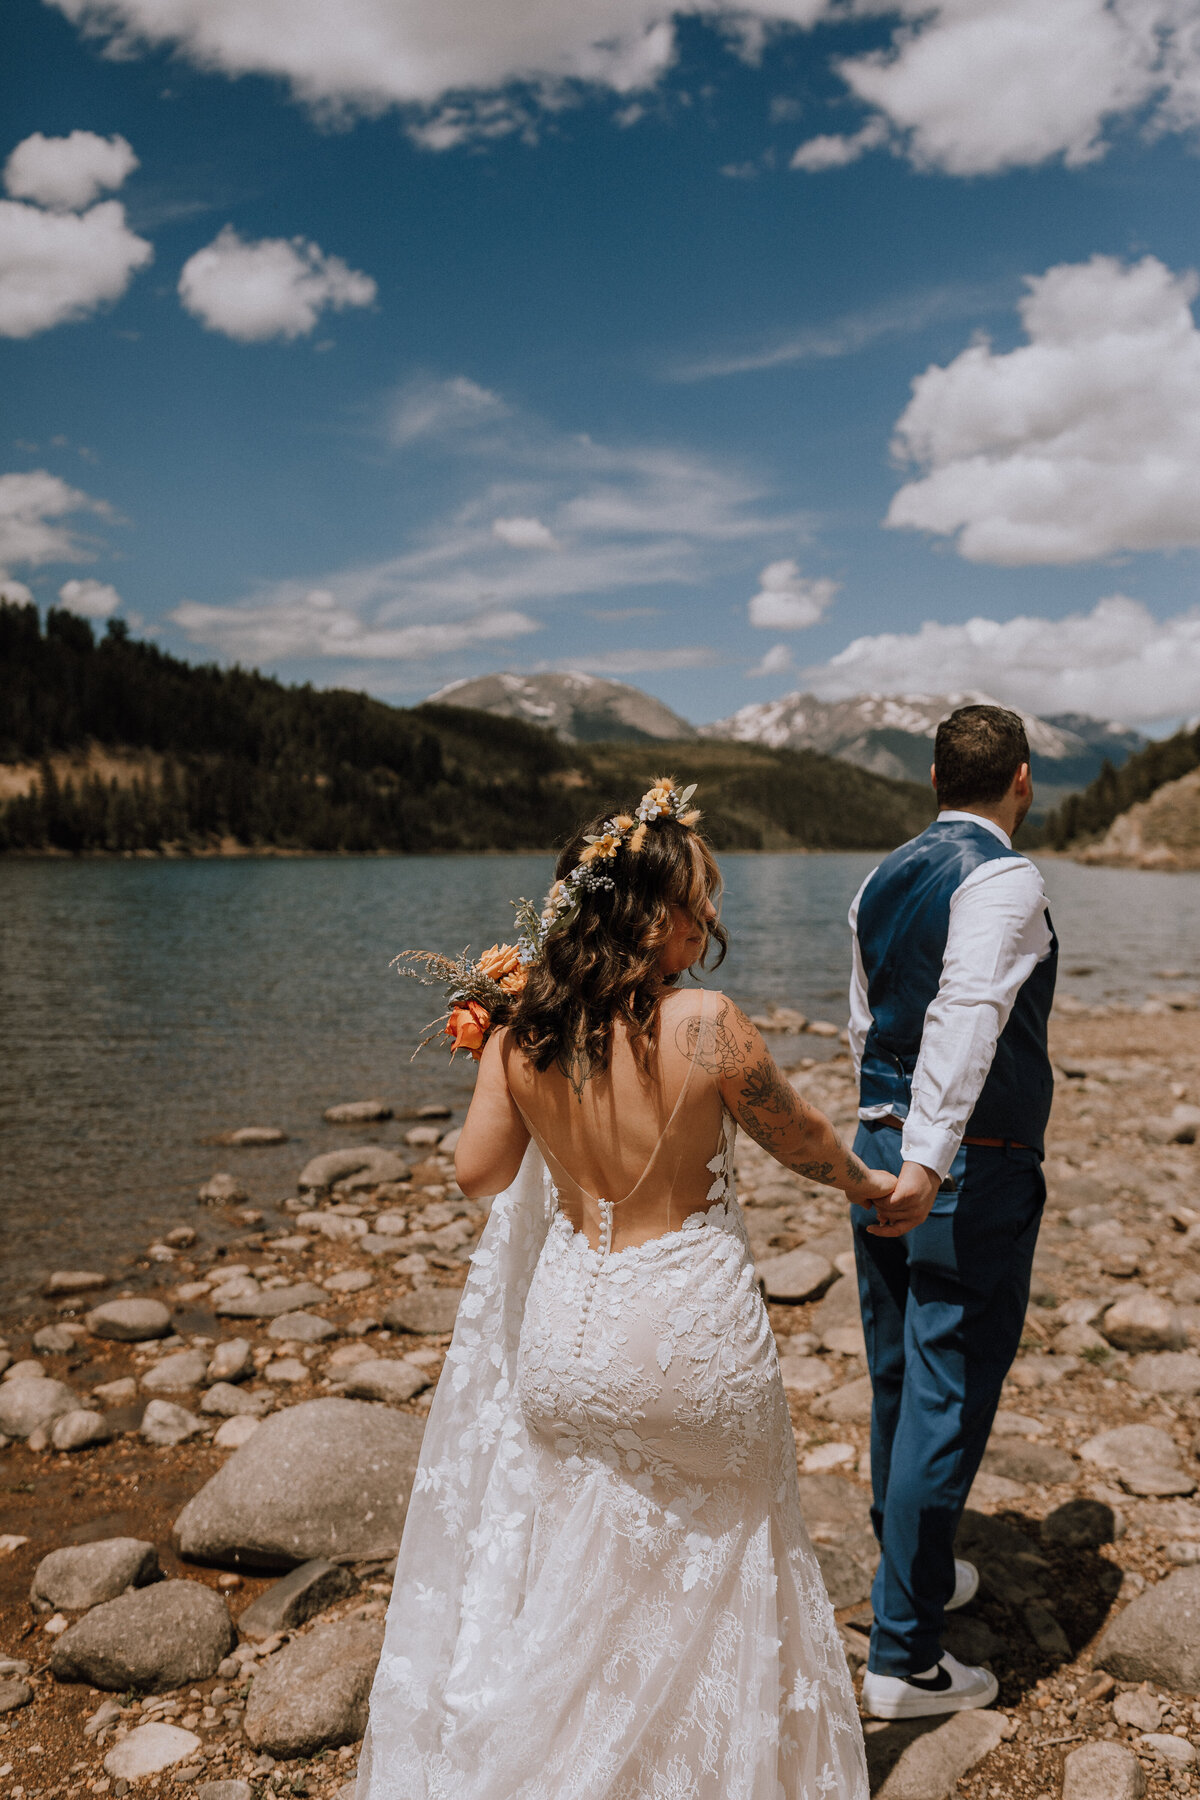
[866, 1161, 940, 1238]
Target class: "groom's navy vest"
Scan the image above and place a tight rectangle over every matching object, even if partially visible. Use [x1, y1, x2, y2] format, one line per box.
[857, 818, 1057, 1154]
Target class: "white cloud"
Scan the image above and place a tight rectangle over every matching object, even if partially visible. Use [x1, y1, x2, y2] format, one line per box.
[177, 226, 376, 342]
[0, 197, 152, 337]
[0, 576, 34, 605]
[748, 558, 838, 629]
[46, 0, 1200, 169]
[837, 0, 1198, 178]
[803, 596, 1200, 727]
[4, 131, 137, 211]
[387, 375, 508, 446]
[790, 117, 887, 171]
[58, 576, 121, 617]
[886, 254, 1200, 564]
[0, 470, 110, 568]
[171, 588, 539, 662]
[747, 641, 793, 677]
[492, 515, 558, 549]
[670, 280, 1004, 381]
[49, 0, 691, 125]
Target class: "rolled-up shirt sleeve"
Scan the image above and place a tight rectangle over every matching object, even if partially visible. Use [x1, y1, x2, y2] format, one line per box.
[900, 858, 1053, 1179]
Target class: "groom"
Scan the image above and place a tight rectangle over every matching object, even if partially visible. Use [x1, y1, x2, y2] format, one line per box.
[846, 703, 1056, 1719]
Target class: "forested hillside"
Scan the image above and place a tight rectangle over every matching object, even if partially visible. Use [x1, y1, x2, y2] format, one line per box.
[1043, 723, 1200, 850]
[0, 603, 933, 855]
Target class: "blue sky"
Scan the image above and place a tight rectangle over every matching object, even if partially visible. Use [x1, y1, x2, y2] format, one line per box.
[3, 0, 1200, 727]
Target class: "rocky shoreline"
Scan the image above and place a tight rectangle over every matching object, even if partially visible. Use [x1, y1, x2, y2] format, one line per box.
[2, 998, 1200, 1800]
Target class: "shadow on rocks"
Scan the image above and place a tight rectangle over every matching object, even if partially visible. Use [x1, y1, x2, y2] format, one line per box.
[863, 1716, 950, 1790]
[949, 1503, 1124, 1702]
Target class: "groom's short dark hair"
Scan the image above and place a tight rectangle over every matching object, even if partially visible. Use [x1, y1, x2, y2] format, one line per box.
[934, 705, 1030, 808]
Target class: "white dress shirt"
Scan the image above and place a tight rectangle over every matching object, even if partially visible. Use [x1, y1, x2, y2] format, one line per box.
[847, 811, 1053, 1180]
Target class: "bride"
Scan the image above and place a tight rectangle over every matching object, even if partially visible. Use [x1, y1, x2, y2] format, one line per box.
[357, 780, 894, 1800]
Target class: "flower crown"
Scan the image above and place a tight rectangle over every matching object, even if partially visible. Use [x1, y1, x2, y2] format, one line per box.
[394, 776, 701, 1061]
[514, 776, 701, 964]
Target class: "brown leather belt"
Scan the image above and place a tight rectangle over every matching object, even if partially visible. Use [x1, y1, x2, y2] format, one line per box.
[876, 1114, 1030, 1152]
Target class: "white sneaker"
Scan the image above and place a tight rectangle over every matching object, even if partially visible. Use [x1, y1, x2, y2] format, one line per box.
[946, 1558, 979, 1612]
[861, 1652, 998, 1720]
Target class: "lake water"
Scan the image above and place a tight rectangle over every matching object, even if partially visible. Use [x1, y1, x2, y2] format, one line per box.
[2, 852, 1198, 1316]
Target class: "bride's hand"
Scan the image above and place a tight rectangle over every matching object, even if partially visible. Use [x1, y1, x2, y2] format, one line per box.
[846, 1165, 896, 1208]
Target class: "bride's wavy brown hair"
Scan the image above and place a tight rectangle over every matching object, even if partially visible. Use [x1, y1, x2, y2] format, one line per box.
[506, 809, 727, 1078]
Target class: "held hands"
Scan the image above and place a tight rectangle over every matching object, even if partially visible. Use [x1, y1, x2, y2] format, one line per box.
[864, 1160, 940, 1239]
[845, 1165, 897, 1210]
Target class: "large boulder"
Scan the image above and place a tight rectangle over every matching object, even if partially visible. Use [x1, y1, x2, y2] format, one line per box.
[341, 1360, 429, 1404]
[50, 1579, 234, 1691]
[51, 1409, 114, 1451]
[236, 1560, 357, 1639]
[207, 1339, 253, 1382]
[980, 1440, 1077, 1485]
[811, 1275, 865, 1355]
[243, 1619, 384, 1756]
[778, 1355, 837, 1397]
[200, 1383, 269, 1418]
[757, 1249, 836, 1303]
[85, 1299, 172, 1342]
[266, 1312, 336, 1343]
[1129, 1353, 1200, 1395]
[1079, 1424, 1195, 1496]
[141, 1398, 204, 1446]
[104, 1724, 202, 1780]
[142, 1350, 209, 1392]
[43, 1270, 108, 1297]
[216, 1284, 328, 1320]
[1096, 1566, 1200, 1689]
[32, 1538, 159, 1611]
[870, 1710, 1006, 1800]
[382, 1290, 461, 1336]
[1062, 1741, 1145, 1800]
[0, 1377, 78, 1439]
[1102, 1293, 1186, 1353]
[811, 1376, 874, 1425]
[174, 1398, 425, 1569]
[198, 1173, 249, 1205]
[298, 1147, 409, 1194]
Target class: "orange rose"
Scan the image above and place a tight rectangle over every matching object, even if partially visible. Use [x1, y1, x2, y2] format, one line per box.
[445, 1000, 490, 1059]
[477, 942, 527, 996]
[477, 942, 519, 981]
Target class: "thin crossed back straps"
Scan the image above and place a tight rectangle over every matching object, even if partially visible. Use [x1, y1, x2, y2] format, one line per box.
[507, 988, 719, 1213]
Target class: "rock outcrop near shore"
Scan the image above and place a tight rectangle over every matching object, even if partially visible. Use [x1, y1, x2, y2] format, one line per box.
[174, 1400, 424, 1568]
[1076, 768, 1200, 871]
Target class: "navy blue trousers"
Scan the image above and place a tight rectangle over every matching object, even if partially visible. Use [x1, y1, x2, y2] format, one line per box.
[851, 1121, 1045, 1675]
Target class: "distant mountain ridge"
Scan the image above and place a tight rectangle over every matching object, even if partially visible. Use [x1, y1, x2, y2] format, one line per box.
[428, 671, 696, 744]
[429, 673, 1145, 813]
[701, 690, 1145, 793]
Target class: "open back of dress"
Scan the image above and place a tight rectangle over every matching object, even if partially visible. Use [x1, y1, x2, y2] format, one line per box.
[501, 987, 727, 1254]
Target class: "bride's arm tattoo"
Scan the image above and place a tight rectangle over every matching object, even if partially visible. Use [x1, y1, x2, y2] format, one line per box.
[682, 997, 874, 1194]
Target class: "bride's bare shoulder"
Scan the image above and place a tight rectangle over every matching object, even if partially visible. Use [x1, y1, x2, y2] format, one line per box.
[663, 989, 755, 1073]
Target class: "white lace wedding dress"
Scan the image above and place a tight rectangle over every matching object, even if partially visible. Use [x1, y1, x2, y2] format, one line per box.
[357, 997, 867, 1800]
